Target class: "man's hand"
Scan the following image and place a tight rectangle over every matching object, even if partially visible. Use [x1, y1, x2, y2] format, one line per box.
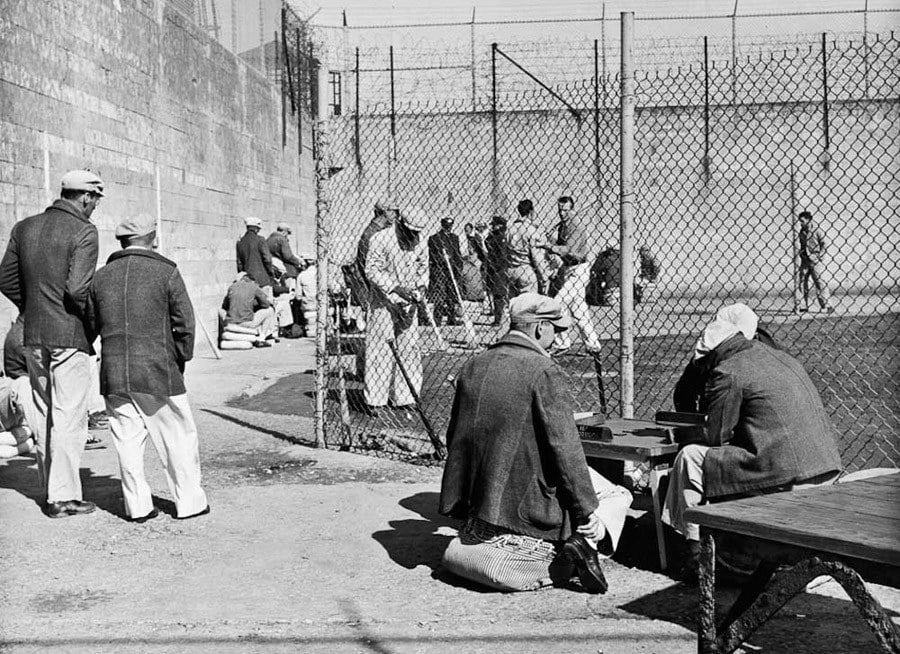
[576, 512, 606, 542]
[393, 286, 418, 303]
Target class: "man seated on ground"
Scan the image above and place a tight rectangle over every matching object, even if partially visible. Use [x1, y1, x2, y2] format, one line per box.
[0, 376, 34, 459]
[662, 302, 843, 580]
[439, 293, 632, 593]
[221, 272, 277, 348]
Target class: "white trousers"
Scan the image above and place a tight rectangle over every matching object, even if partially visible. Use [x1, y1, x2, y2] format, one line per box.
[554, 263, 601, 351]
[105, 392, 208, 519]
[238, 307, 277, 340]
[363, 305, 422, 407]
[25, 347, 91, 502]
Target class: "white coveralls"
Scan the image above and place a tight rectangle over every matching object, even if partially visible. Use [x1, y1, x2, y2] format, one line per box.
[363, 228, 428, 407]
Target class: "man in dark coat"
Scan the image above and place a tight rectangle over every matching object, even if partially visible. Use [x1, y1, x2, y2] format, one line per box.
[0, 169, 102, 518]
[428, 217, 463, 326]
[236, 216, 274, 293]
[87, 213, 208, 522]
[484, 215, 509, 326]
[662, 303, 843, 576]
[439, 293, 631, 593]
[345, 199, 397, 309]
[266, 222, 305, 288]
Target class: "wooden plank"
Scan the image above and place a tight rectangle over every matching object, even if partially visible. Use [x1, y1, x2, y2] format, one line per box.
[687, 491, 900, 566]
[772, 488, 900, 521]
[581, 437, 678, 461]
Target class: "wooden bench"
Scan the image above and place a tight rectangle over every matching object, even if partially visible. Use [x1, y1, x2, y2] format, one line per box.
[685, 473, 900, 653]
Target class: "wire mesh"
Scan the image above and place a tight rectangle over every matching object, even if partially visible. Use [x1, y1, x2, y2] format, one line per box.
[320, 32, 899, 471]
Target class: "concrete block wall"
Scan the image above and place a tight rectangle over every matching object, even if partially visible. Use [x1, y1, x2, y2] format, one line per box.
[325, 99, 898, 297]
[0, 0, 314, 340]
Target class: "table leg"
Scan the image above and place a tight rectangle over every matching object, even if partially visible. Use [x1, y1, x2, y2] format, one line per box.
[649, 465, 668, 571]
[698, 531, 718, 654]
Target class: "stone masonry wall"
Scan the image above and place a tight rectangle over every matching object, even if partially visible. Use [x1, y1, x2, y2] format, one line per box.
[0, 0, 314, 341]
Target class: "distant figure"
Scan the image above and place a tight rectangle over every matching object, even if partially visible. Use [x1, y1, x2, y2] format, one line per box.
[505, 199, 547, 297]
[0, 169, 103, 518]
[440, 293, 631, 593]
[540, 196, 601, 354]
[364, 208, 429, 412]
[662, 303, 843, 580]
[484, 215, 509, 326]
[796, 210, 834, 313]
[428, 217, 463, 326]
[221, 273, 277, 347]
[87, 213, 208, 522]
[236, 216, 274, 294]
[267, 222, 304, 290]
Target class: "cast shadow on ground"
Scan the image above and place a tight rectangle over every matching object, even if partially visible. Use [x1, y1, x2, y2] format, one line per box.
[620, 577, 897, 653]
[201, 408, 316, 448]
[0, 455, 138, 520]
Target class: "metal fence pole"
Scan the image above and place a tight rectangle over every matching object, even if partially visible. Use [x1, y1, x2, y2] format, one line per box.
[470, 7, 477, 111]
[703, 36, 710, 183]
[821, 32, 831, 170]
[731, 0, 739, 106]
[354, 47, 361, 168]
[296, 28, 303, 162]
[491, 42, 498, 211]
[619, 12, 635, 419]
[863, 0, 869, 99]
[790, 161, 799, 314]
[593, 39, 600, 186]
[600, 3, 607, 107]
[278, 31, 286, 148]
[314, 59, 331, 450]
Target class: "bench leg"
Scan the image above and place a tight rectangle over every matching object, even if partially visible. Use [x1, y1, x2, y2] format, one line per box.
[649, 465, 668, 571]
[698, 531, 718, 654]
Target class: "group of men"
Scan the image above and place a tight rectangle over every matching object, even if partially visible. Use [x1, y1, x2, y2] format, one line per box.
[222, 217, 313, 347]
[0, 170, 208, 522]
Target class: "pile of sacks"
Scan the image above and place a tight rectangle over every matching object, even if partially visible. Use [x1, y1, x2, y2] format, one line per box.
[219, 323, 260, 350]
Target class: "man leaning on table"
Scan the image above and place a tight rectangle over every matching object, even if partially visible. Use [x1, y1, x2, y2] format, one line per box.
[661, 303, 843, 580]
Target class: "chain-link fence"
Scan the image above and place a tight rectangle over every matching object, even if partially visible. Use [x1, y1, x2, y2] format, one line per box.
[319, 31, 899, 472]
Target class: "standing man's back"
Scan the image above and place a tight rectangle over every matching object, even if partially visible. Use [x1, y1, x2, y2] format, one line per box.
[0, 170, 103, 518]
[236, 216, 274, 292]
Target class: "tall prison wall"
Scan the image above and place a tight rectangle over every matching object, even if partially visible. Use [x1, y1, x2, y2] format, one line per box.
[326, 100, 898, 298]
[0, 0, 314, 337]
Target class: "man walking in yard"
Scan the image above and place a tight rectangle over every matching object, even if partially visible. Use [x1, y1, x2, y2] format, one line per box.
[0, 170, 103, 518]
[88, 213, 208, 522]
[505, 199, 547, 298]
[796, 210, 834, 313]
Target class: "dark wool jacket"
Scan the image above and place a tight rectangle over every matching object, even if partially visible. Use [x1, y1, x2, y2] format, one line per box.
[0, 199, 99, 352]
[236, 230, 274, 286]
[694, 334, 842, 498]
[266, 231, 303, 278]
[88, 248, 195, 397]
[439, 332, 599, 541]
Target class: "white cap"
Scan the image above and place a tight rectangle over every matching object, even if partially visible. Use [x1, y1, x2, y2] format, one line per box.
[244, 216, 262, 228]
[61, 170, 105, 197]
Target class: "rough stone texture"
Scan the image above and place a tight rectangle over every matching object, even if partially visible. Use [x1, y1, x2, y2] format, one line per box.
[0, 0, 314, 332]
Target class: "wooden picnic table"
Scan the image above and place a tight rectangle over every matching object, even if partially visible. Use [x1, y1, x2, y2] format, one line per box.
[577, 416, 680, 570]
[685, 474, 900, 654]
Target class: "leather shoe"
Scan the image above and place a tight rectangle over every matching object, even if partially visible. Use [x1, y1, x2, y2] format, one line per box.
[561, 533, 608, 594]
[177, 505, 210, 520]
[128, 508, 159, 524]
[45, 500, 97, 519]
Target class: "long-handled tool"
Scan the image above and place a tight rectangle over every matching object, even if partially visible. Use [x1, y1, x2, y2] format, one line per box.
[591, 351, 608, 415]
[442, 249, 477, 346]
[416, 298, 448, 351]
[387, 339, 446, 460]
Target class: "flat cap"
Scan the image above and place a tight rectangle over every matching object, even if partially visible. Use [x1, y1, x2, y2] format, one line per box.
[115, 213, 157, 238]
[440, 217, 454, 227]
[244, 216, 262, 228]
[61, 170, 105, 197]
[400, 207, 428, 232]
[276, 221, 292, 233]
[509, 293, 570, 330]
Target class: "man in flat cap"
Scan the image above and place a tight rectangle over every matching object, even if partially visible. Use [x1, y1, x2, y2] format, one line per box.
[87, 214, 208, 522]
[427, 216, 463, 326]
[363, 207, 429, 413]
[0, 170, 103, 517]
[439, 293, 631, 593]
[267, 222, 305, 291]
[236, 216, 274, 296]
[346, 199, 398, 312]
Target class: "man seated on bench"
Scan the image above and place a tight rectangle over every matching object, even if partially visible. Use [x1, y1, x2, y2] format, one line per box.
[439, 293, 632, 593]
[662, 303, 843, 581]
[220, 272, 277, 348]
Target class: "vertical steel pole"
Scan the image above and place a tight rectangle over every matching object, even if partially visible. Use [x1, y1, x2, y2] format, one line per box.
[821, 32, 831, 169]
[354, 47, 361, 168]
[314, 52, 331, 450]
[600, 3, 607, 107]
[790, 161, 799, 314]
[731, 0, 739, 106]
[389, 45, 396, 138]
[863, 0, 869, 99]
[593, 39, 600, 186]
[619, 12, 635, 419]
[278, 31, 286, 148]
[296, 28, 303, 162]
[491, 43, 498, 211]
[470, 6, 477, 111]
[258, 0, 265, 73]
[703, 36, 710, 183]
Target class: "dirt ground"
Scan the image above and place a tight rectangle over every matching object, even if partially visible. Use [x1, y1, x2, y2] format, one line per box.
[0, 338, 897, 653]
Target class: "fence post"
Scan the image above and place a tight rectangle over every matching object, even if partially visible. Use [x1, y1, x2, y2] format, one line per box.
[258, 0, 265, 73]
[593, 38, 600, 187]
[731, 0, 739, 106]
[314, 56, 331, 450]
[278, 31, 286, 148]
[619, 12, 635, 420]
[863, 0, 869, 99]
[470, 6, 477, 111]
[600, 3, 607, 107]
[296, 28, 303, 163]
[821, 32, 831, 171]
[354, 47, 361, 168]
[790, 161, 799, 314]
[491, 42, 498, 211]
[703, 36, 710, 183]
